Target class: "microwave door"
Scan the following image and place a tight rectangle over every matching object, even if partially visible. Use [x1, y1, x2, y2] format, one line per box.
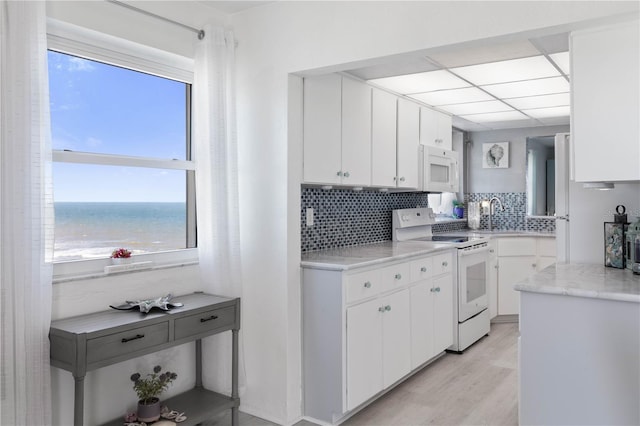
[426, 156, 454, 192]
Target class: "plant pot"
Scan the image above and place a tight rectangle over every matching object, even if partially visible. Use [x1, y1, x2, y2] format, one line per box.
[137, 398, 161, 422]
[112, 257, 132, 265]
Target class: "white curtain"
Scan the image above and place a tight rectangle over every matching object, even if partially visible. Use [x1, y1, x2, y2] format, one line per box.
[0, 1, 54, 425]
[193, 25, 243, 395]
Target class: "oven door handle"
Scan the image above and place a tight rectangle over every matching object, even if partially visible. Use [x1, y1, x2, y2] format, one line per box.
[459, 246, 491, 256]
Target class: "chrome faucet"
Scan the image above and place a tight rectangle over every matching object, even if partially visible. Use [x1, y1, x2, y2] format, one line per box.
[488, 196, 505, 231]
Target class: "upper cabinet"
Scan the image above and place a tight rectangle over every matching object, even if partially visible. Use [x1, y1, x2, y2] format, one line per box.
[303, 74, 453, 189]
[303, 75, 371, 186]
[571, 19, 639, 182]
[420, 107, 453, 150]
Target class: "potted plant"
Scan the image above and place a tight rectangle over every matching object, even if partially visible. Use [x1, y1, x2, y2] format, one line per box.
[111, 248, 132, 264]
[130, 365, 177, 422]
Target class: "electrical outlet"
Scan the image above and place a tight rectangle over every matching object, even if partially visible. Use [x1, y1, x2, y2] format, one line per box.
[306, 208, 314, 227]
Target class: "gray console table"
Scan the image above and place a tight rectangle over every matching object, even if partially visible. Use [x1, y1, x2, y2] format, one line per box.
[49, 292, 240, 426]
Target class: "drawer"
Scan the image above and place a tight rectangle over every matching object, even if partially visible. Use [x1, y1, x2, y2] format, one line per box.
[87, 322, 169, 364]
[432, 252, 453, 275]
[174, 306, 236, 340]
[346, 268, 382, 303]
[498, 237, 536, 256]
[410, 256, 433, 282]
[379, 262, 411, 292]
[537, 237, 556, 257]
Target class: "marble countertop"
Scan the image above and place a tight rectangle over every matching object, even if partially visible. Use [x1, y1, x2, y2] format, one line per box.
[301, 241, 456, 271]
[438, 230, 555, 238]
[514, 263, 640, 303]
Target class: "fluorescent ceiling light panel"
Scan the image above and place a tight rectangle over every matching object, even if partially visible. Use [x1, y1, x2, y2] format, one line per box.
[369, 70, 470, 94]
[408, 87, 494, 106]
[549, 51, 570, 75]
[522, 105, 571, 118]
[506, 93, 570, 109]
[438, 100, 514, 116]
[482, 76, 569, 99]
[450, 56, 560, 85]
[461, 110, 528, 123]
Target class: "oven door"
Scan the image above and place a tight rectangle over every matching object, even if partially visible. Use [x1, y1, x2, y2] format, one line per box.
[457, 247, 490, 322]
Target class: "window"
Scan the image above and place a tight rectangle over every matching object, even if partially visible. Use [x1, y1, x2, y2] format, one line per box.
[48, 49, 196, 270]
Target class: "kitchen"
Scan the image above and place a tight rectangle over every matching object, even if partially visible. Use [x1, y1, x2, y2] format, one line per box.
[11, 2, 639, 425]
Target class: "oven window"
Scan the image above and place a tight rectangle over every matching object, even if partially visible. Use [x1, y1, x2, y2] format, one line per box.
[430, 163, 449, 183]
[466, 261, 487, 302]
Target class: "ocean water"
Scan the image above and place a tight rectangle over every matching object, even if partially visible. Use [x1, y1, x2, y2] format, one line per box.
[54, 202, 187, 261]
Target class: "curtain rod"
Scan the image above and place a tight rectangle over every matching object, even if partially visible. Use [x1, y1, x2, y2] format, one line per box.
[106, 0, 205, 40]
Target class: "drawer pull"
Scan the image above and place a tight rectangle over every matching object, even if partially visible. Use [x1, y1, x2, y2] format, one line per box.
[442, 261, 448, 267]
[420, 267, 427, 272]
[364, 281, 372, 289]
[394, 273, 402, 280]
[385, 305, 391, 312]
[379, 306, 385, 313]
[200, 315, 219, 323]
[121, 334, 145, 343]
[435, 287, 441, 293]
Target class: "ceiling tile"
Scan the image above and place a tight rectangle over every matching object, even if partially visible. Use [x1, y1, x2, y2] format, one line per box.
[482, 76, 569, 99]
[369, 70, 470, 94]
[438, 100, 514, 116]
[549, 52, 570, 75]
[408, 87, 494, 106]
[522, 105, 571, 119]
[427, 39, 540, 68]
[506, 93, 570, 109]
[460, 110, 529, 123]
[450, 56, 560, 86]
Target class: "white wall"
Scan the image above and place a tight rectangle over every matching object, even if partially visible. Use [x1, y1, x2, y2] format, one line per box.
[231, 2, 639, 423]
[468, 125, 569, 193]
[43, 1, 640, 425]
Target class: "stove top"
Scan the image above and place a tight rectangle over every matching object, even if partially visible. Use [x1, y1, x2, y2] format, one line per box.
[413, 236, 471, 243]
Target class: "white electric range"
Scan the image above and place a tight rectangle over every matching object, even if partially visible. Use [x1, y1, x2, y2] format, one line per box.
[392, 207, 491, 352]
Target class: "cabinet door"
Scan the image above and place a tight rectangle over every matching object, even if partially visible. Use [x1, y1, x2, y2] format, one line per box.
[409, 281, 434, 369]
[419, 107, 438, 147]
[397, 98, 420, 189]
[382, 290, 411, 388]
[342, 78, 371, 186]
[498, 256, 536, 315]
[303, 74, 342, 184]
[571, 20, 639, 182]
[346, 298, 383, 410]
[436, 112, 453, 150]
[432, 273, 454, 353]
[371, 88, 397, 187]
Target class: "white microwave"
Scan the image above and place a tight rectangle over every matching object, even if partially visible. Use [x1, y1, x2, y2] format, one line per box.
[420, 145, 459, 192]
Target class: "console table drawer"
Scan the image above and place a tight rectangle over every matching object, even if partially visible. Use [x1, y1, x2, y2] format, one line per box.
[175, 306, 236, 339]
[87, 322, 169, 364]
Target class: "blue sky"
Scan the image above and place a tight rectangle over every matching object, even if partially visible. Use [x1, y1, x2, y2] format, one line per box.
[48, 51, 187, 202]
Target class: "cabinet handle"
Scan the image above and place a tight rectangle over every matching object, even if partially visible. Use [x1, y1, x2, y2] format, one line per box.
[394, 273, 402, 280]
[364, 281, 372, 289]
[495, 265, 499, 269]
[532, 263, 537, 268]
[442, 261, 448, 267]
[435, 287, 441, 293]
[336, 171, 342, 177]
[393, 176, 397, 181]
[121, 334, 145, 343]
[399, 177, 405, 182]
[379, 306, 386, 313]
[489, 249, 494, 253]
[200, 315, 219, 323]
[420, 266, 427, 272]
[344, 171, 350, 178]
[430, 288, 435, 292]
[385, 305, 391, 312]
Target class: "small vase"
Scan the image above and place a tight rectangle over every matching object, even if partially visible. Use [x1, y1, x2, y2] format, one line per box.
[112, 257, 132, 265]
[137, 398, 161, 422]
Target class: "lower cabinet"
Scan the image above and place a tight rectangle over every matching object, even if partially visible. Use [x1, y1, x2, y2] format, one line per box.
[302, 249, 455, 424]
[497, 237, 556, 316]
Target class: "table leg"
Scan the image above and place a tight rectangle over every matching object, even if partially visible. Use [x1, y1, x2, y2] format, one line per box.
[232, 328, 239, 426]
[73, 375, 85, 426]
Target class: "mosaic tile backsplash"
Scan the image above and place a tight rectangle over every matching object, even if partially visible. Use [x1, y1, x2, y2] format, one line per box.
[301, 189, 555, 252]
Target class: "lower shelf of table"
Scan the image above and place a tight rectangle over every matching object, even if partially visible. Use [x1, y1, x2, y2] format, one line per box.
[101, 386, 239, 426]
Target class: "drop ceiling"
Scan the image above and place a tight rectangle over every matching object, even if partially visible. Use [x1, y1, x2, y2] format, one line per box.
[345, 35, 571, 132]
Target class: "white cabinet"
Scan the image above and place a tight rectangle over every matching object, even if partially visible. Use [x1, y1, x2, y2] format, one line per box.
[420, 107, 453, 150]
[571, 19, 639, 182]
[303, 75, 371, 185]
[496, 237, 556, 316]
[302, 249, 455, 424]
[371, 88, 398, 187]
[396, 98, 420, 189]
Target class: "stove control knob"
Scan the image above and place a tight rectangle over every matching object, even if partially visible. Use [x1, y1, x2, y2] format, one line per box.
[401, 215, 409, 221]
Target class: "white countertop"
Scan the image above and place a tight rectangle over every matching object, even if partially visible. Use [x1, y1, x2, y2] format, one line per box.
[300, 240, 455, 271]
[439, 230, 555, 238]
[514, 263, 640, 303]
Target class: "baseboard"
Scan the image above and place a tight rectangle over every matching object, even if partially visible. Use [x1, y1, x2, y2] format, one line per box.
[491, 314, 519, 324]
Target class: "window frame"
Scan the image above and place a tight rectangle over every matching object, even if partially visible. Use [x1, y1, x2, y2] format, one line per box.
[48, 19, 198, 281]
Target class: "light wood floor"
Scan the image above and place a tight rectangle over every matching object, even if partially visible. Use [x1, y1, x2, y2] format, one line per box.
[208, 322, 519, 426]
